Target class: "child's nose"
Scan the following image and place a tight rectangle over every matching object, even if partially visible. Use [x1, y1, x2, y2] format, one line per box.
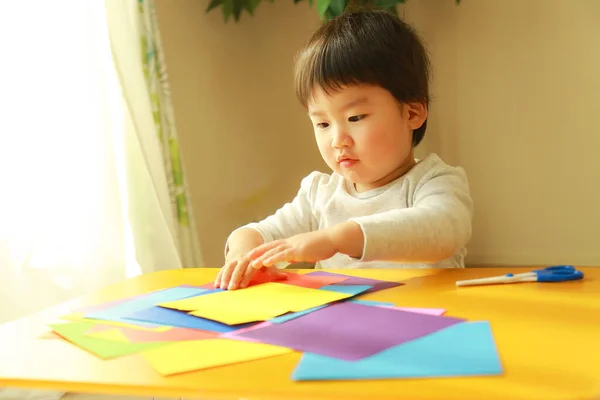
[331, 127, 352, 148]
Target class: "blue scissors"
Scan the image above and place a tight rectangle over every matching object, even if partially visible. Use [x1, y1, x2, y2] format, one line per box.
[456, 265, 584, 287]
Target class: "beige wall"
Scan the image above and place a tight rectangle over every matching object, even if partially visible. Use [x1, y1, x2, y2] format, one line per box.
[402, 0, 600, 266]
[154, 0, 327, 267]
[156, 0, 600, 268]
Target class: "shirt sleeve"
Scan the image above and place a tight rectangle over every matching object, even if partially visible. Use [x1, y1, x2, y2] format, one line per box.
[225, 171, 320, 255]
[349, 167, 473, 264]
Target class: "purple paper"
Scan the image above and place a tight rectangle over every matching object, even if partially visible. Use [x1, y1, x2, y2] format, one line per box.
[234, 301, 464, 361]
[305, 271, 402, 294]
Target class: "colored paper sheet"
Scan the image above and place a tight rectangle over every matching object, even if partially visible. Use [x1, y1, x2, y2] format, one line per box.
[87, 329, 130, 342]
[350, 299, 395, 307]
[348, 299, 445, 315]
[306, 271, 402, 294]
[280, 272, 349, 289]
[125, 306, 255, 333]
[221, 321, 272, 340]
[235, 302, 465, 361]
[386, 306, 446, 316]
[269, 306, 327, 324]
[200, 271, 348, 290]
[161, 282, 354, 325]
[141, 338, 293, 376]
[50, 321, 165, 359]
[122, 327, 217, 342]
[85, 286, 214, 327]
[268, 295, 395, 324]
[73, 285, 207, 314]
[292, 321, 502, 381]
[320, 284, 373, 295]
[88, 326, 217, 343]
[60, 312, 171, 332]
[267, 304, 445, 324]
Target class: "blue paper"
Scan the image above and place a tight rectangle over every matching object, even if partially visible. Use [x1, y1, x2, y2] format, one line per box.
[124, 305, 254, 333]
[291, 321, 502, 381]
[85, 286, 214, 326]
[320, 285, 372, 295]
[269, 294, 393, 324]
[269, 305, 328, 324]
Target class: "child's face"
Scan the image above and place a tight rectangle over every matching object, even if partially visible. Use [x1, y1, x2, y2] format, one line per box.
[307, 84, 426, 192]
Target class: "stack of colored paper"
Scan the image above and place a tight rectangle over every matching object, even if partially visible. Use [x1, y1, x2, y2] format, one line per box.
[45, 270, 503, 381]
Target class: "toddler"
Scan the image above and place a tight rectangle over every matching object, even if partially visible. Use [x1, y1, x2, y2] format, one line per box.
[215, 9, 473, 290]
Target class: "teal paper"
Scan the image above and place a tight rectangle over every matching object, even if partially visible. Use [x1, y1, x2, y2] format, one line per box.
[350, 299, 395, 307]
[291, 321, 502, 381]
[270, 305, 327, 324]
[320, 284, 373, 295]
[85, 286, 209, 325]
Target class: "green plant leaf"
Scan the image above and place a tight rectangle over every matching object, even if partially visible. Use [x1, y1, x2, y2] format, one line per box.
[232, 0, 244, 20]
[244, 0, 261, 14]
[221, 0, 234, 21]
[206, 0, 223, 12]
[316, 0, 331, 18]
[329, 0, 346, 16]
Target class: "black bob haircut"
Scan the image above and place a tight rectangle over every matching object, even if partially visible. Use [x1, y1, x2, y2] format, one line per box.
[294, 9, 431, 147]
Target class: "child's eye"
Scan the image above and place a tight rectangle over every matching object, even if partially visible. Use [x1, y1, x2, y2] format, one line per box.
[316, 122, 329, 129]
[348, 115, 366, 122]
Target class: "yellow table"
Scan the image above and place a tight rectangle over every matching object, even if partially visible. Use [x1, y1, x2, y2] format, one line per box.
[1, 267, 600, 400]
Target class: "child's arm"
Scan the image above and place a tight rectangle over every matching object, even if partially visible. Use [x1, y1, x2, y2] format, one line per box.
[249, 167, 472, 267]
[343, 168, 473, 263]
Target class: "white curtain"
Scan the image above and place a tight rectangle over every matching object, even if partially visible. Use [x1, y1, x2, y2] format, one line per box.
[0, 1, 188, 398]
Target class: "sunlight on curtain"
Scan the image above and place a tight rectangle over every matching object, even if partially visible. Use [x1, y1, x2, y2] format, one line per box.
[0, 0, 138, 324]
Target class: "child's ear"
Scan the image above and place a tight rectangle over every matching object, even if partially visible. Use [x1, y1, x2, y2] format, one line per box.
[406, 101, 428, 130]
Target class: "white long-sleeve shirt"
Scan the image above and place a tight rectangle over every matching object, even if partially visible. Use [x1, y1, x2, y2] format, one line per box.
[232, 153, 473, 269]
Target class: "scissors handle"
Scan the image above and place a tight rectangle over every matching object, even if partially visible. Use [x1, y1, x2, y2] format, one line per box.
[534, 265, 584, 282]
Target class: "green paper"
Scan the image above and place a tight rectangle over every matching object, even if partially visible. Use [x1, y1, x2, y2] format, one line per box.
[50, 321, 165, 360]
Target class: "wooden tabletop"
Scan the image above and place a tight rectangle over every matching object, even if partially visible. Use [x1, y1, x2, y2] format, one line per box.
[1, 267, 599, 400]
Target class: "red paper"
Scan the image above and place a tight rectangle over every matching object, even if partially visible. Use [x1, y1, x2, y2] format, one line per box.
[281, 272, 348, 288]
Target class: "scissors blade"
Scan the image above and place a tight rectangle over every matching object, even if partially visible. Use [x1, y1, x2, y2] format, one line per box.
[456, 272, 536, 287]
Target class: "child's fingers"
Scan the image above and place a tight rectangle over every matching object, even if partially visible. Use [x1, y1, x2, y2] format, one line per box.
[218, 260, 237, 289]
[247, 241, 280, 260]
[264, 249, 293, 267]
[213, 267, 224, 288]
[239, 262, 261, 289]
[229, 257, 252, 290]
[252, 245, 288, 267]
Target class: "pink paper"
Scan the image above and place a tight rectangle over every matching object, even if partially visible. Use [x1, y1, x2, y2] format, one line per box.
[386, 306, 445, 316]
[220, 322, 272, 343]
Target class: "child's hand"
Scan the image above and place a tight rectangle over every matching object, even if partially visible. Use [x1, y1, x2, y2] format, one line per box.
[215, 251, 286, 290]
[247, 230, 338, 269]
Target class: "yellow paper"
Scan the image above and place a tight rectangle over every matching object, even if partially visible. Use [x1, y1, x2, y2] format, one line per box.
[59, 313, 170, 332]
[159, 282, 353, 325]
[87, 329, 130, 342]
[141, 338, 293, 376]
